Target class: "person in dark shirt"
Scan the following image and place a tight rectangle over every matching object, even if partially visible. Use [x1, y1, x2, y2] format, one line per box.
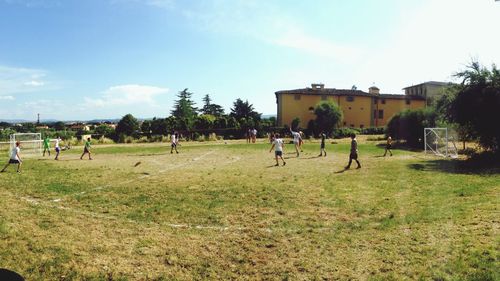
[345, 133, 361, 169]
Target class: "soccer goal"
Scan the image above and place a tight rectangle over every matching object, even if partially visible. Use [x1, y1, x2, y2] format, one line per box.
[10, 133, 42, 157]
[424, 128, 458, 158]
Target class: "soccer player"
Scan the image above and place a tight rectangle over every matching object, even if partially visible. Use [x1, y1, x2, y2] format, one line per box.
[170, 132, 179, 154]
[290, 128, 302, 157]
[318, 131, 327, 157]
[383, 136, 393, 157]
[42, 136, 51, 156]
[345, 133, 361, 169]
[252, 128, 258, 143]
[269, 133, 286, 166]
[54, 136, 62, 160]
[1, 141, 22, 173]
[80, 137, 92, 160]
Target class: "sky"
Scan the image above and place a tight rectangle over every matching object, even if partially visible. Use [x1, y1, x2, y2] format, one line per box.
[0, 0, 499, 121]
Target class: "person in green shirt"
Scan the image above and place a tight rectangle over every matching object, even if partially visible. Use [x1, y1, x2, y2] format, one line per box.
[80, 137, 92, 160]
[42, 136, 51, 156]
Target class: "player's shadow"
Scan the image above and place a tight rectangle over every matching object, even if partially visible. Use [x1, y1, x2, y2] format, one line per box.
[0, 269, 24, 281]
[335, 168, 348, 173]
[407, 153, 499, 175]
[301, 155, 323, 160]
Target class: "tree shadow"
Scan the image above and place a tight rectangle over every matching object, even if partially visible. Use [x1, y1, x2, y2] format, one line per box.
[375, 143, 422, 152]
[408, 154, 499, 175]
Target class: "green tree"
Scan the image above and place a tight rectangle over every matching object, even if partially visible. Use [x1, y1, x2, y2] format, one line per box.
[116, 114, 140, 137]
[95, 124, 115, 137]
[171, 88, 198, 130]
[53, 121, 66, 131]
[194, 114, 216, 130]
[438, 61, 500, 153]
[386, 108, 437, 147]
[201, 94, 225, 116]
[314, 101, 343, 134]
[140, 120, 152, 135]
[230, 98, 261, 123]
[291, 117, 301, 130]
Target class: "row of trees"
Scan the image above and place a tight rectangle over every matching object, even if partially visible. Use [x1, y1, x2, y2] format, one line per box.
[387, 61, 499, 154]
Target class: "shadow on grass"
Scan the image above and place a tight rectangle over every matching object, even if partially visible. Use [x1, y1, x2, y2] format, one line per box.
[408, 153, 499, 175]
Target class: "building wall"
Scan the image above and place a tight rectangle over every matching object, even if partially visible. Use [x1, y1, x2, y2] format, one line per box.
[374, 98, 425, 127]
[278, 93, 425, 128]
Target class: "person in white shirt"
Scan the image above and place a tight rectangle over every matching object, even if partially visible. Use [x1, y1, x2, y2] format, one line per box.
[290, 128, 302, 157]
[252, 128, 257, 143]
[1, 141, 22, 173]
[170, 132, 179, 154]
[269, 133, 286, 166]
[54, 136, 62, 160]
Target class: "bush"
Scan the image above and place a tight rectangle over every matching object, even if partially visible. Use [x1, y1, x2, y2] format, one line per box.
[360, 127, 385, 135]
[386, 108, 437, 147]
[332, 128, 360, 139]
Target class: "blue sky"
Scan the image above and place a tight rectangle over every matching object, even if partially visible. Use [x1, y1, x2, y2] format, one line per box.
[0, 0, 499, 121]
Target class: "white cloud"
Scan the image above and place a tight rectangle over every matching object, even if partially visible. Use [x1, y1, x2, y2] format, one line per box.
[0, 65, 51, 94]
[0, 95, 15, 100]
[85, 84, 169, 108]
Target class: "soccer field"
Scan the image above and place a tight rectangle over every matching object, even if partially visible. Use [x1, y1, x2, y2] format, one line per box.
[0, 138, 498, 280]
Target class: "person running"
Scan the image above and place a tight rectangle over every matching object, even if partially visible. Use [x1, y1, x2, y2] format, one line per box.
[383, 136, 393, 157]
[54, 136, 62, 160]
[345, 133, 361, 169]
[42, 136, 51, 156]
[246, 129, 251, 144]
[290, 128, 302, 157]
[80, 137, 92, 160]
[318, 131, 327, 157]
[1, 141, 22, 173]
[269, 133, 286, 166]
[170, 132, 179, 154]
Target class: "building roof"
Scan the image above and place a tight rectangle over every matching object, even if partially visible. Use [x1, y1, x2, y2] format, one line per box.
[275, 87, 425, 100]
[402, 81, 451, 89]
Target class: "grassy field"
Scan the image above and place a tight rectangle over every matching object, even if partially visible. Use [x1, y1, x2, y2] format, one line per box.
[0, 137, 498, 280]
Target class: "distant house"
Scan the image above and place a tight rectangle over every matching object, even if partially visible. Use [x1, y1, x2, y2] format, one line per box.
[403, 81, 454, 106]
[69, 123, 91, 131]
[275, 83, 425, 128]
[36, 125, 49, 130]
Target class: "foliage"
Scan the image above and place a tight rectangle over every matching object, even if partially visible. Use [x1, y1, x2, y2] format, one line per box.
[230, 98, 261, 125]
[438, 61, 500, 153]
[95, 124, 115, 138]
[171, 88, 198, 130]
[386, 108, 437, 147]
[359, 127, 385, 135]
[53, 121, 66, 131]
[194, 114, 216, 130]
[116, 114, 140, 138]
[201, 94, 225, 117]
[331, 127, 360, 139]
[314, 101, 343, 134]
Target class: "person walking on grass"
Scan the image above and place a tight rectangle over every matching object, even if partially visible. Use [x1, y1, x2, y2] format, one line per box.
[383, 135, 393, 157]
[318, 131, 327, 157]
[170, 132, 179, 154]
[54, 136, 62, 160]
[80, 137, 92, 160]
[269, 133, 286, 166]
[290, 128, 302, 157]
[42, 136, 51, 156]
[1, 141, 22, 173]
[345, 133, 361, 169]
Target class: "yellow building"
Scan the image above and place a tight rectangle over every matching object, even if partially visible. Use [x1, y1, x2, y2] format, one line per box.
[275, 84, 425, 128]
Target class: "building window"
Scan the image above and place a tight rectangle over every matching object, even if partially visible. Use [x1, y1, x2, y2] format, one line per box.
[294, 94, 301, 100]
[343, 122, 347, 126]
[308, 106, 314, 112]
[374, 98, 378, 104]
[350, 124, 354, 127]
[360, 125, 364, 129]
[406, 99, 411, 105]
[348, 107, 352, 110]
[321, 95, 327, 101]
[346, 96, 354, 102]
[381, 99, 386, 104]
[378, 110, 384, 119]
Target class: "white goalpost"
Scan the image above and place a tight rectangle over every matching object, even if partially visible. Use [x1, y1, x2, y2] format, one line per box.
[424, 128, 458, 158]
[10, 133, 42, 157]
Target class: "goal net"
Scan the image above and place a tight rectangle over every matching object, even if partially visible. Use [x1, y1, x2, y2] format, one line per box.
[424, 128, 458, 158]
[10, 133, 42, 157]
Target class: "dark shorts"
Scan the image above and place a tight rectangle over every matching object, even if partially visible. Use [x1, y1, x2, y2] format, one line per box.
[386, 144, 392, 149]
[171, 143, 177, 148]
[349, 152, 358, 159]
[55, 147, 61, 153]
[321, 143, 325, 149]
[275, 151, 283, 157]
[84, 147, 90, 153]
[9, 159, 20, 164]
